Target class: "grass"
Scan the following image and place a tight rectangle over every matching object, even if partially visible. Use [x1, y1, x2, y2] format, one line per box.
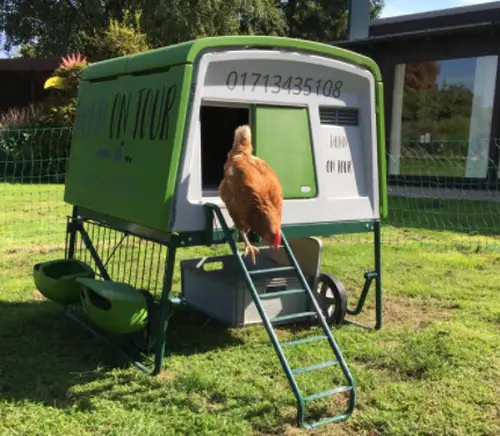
[1, 184, 500, 435]
[387, 196, 500, 241]
[399, 157, 466, 178]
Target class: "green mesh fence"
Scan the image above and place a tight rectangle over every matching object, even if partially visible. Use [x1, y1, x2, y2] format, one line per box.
[1, 127, 72, 254]
[1, 126, 499, 257]
[382, 138, 500, 251]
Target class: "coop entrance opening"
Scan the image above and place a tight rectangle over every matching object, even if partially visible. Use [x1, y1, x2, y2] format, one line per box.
[200, 105, 250, 197]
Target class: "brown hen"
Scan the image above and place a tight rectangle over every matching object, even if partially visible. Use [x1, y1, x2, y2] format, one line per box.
[219, 125, 284, 264]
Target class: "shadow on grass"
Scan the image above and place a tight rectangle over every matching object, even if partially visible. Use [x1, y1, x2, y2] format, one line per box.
[164, 304, 246, 356]
[0, 300, 246, 409]
[0, 300, 120, 408]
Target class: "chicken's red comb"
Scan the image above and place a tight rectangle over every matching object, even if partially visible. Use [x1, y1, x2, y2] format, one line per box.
[60, 52, 88, 69]
[271, 230, 281, 249]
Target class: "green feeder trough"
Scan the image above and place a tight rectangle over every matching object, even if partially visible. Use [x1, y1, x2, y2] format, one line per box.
[33, 259, 95, 304]
[78, 278, 149, 335]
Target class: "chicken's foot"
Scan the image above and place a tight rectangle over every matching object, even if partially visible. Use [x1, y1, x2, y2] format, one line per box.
[240, 231, 260, 265]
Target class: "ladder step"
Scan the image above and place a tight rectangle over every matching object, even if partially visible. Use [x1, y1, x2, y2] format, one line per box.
[291, 360, 340, 375]
[364, 271, 378, 280]
[248, 266, 296, 277]
[270, 311, 316, 324]
[259, 288, 305, 300]
[281, 335, 328, 348]
[254, 244, 284, 250]
[305, 413, 353, 430]
[303, 386, 353, 403]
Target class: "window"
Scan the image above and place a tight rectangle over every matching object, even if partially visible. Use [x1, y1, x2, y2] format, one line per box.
[389, 55, 498, 179]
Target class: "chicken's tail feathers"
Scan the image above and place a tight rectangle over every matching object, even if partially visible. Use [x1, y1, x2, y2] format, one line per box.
[233, 124, 252, 150]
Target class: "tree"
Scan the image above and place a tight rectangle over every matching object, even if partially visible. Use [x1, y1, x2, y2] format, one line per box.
[0, 0, 142, 56]
[141, 0, 288, 48]
[0, 0, 288, 56]
[404, 61, 441, 92]
[401, 59, 474, 147]
[0, 0, 383, 57]
[72, 9, 150, 60]
[282, 0, 385, 42]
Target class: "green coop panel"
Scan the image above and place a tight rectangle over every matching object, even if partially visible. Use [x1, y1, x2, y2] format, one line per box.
[64, 64, 192, 231]
[253, 106, 317, 199]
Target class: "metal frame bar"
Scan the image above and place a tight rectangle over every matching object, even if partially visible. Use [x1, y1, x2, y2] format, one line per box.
[343, 221, 383, 330]
[78, 223, 112, 281]
[153, 245, 177, 375]
[62, 305, 152, 373]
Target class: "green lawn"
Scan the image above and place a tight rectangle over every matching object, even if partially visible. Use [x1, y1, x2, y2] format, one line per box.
[399, 157, 466, 177]
[1, 184, 500, 436]
[386, 196, 500, 250]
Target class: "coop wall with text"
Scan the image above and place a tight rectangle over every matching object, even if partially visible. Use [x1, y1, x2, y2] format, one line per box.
[172, 49, 381, 232]
[64, 63, 192, 232]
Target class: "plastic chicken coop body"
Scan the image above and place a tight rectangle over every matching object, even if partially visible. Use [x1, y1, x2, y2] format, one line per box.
[64, 36, 388, 237]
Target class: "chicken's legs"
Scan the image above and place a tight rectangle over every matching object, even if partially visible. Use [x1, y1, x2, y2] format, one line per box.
[241, 230, 260, 265]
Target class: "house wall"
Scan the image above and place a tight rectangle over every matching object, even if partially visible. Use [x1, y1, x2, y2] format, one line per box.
[0, 70, 54, 114]
[0, 58, 60, 118]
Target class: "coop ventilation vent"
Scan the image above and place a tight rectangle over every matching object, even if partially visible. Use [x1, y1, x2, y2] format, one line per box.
[319, 107, 359, 126]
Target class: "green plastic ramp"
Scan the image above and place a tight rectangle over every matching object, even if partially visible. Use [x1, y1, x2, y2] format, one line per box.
[204, 203, 356, 429]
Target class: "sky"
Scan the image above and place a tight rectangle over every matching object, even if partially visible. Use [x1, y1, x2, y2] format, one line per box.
[379, 0, 498, 18]
[0, 0, 499, 58]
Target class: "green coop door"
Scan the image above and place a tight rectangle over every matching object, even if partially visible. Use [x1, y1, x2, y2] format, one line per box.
[253, 106, 316, 199]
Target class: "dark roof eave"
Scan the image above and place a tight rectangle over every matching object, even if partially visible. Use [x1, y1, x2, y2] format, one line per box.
[0, 57, 61, 72]
[332, 20, 500, 47]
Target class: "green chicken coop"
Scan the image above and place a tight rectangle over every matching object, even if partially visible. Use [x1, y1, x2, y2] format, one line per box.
[33, 35, 387, 430]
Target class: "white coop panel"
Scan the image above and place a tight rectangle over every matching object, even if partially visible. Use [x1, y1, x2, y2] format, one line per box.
[172, 49, 379, 233]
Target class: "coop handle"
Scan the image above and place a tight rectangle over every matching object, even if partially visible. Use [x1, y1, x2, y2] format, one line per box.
[196, 256, 227, 271]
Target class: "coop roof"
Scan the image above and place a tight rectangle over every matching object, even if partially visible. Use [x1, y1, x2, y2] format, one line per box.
[81, 35, 382, 82]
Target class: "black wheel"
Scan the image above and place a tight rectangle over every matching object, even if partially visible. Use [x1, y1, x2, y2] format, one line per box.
[315, 273, 348, 326]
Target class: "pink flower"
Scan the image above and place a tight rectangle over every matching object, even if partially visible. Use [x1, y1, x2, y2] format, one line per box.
[60, 52, 88, 69]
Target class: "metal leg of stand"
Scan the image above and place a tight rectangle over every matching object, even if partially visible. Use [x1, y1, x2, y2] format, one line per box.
[374, 221, 383, 330]
[153, 245, 177, 375]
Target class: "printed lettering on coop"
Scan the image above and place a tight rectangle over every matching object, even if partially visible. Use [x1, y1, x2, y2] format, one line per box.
[74, 84, 178, 142]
